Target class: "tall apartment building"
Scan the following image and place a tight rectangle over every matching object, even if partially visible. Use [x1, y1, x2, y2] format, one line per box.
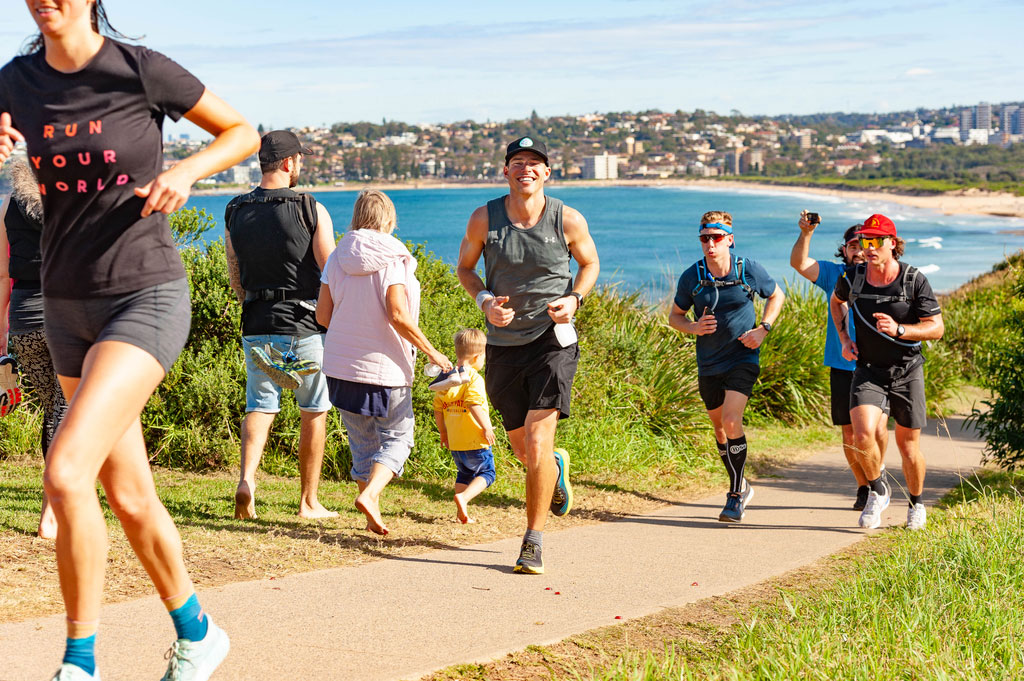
[1014, 108, 1024, 135]
[741, 148, 765, 173]
[582, 153, 618, 180]
[975, 102, 992, 131]
[1001, 105, 1020, 134]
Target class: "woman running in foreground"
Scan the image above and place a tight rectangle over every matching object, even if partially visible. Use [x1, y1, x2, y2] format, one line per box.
[0, 1, 259, 679]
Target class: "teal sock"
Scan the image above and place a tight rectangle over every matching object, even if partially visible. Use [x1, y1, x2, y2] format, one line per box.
[63, 633, 97, 676]
[169, 593, 209, 642]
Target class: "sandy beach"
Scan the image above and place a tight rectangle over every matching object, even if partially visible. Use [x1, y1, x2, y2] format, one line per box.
[194, 178, 1024, 222]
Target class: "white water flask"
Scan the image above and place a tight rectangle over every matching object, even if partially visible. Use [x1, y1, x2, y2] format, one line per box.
[554, 322, 578, 347]
[423, 363, 442, 377]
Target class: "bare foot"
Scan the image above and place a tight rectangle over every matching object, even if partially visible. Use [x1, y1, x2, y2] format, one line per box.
[354, 493, 389, 535]
[453, 492, 475, 524]
[37, 506, 57, 540]
[298, 501, 339, 520]
[234, 481, 257, 519]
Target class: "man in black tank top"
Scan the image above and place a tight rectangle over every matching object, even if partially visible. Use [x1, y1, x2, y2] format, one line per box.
[457, 136, 600, 575]
[225, 130, 338, 521]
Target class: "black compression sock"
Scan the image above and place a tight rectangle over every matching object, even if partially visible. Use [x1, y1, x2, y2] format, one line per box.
[909, 494, 922, 507]
[868, 476, 887, 495]
[726, 436, 748, 495]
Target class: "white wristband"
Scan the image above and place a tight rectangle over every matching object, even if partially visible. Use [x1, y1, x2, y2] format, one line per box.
[475, 290, 495, 311]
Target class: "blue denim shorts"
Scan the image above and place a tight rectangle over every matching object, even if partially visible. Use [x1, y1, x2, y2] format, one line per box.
[338, 385, 414, 482]
[452, 447, 496, 487]
[242, 334, 330, 413]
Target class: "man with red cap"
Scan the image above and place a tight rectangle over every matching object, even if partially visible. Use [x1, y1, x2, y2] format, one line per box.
[829, 214, 944, 530]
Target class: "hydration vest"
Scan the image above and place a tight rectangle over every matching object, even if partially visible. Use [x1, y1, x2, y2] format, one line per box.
[4, 197, 43, 283]
[847, 263, 922, 348]
[691, 256, 753, 297]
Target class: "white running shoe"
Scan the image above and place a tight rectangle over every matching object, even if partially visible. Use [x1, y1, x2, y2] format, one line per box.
[50, 664, 100, 680]
[160, 616, 230, 681]
[858, 479, 891, 529]
[906, 503, 927, 530]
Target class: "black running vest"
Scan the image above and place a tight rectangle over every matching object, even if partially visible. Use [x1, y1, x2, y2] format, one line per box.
[225, 187, 323, 337]
[4, 198, 43, 285]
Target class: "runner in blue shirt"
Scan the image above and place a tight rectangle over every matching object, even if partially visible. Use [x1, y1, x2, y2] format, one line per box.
[670, 211, 785, 523]
[790, 213, 888, 511]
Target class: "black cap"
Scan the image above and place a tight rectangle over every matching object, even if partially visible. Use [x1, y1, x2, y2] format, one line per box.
[504, 136, 549, 164]
[258, 130, 313, 164]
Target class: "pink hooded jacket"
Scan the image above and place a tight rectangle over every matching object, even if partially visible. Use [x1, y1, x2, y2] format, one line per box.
[320, 228, 421, 387]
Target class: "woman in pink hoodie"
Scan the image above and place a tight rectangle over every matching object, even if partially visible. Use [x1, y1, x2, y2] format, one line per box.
[316, 189, 452, 535]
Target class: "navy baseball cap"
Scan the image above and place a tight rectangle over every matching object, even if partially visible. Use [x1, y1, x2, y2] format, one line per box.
[259, 130, 313, 164]
[504, 136, 549, 164]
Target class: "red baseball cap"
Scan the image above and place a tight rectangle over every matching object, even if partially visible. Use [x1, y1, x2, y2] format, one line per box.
[856, 214, 897, 238]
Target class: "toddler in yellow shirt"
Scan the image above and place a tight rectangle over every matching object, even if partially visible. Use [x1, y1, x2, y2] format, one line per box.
[433, 329, 496, 523]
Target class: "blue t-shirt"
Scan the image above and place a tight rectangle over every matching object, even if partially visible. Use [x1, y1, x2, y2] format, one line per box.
[674, 254, 778, 375]
[813, 260, 856, 372]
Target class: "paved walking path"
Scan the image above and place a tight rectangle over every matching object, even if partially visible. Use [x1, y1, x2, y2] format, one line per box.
[1, 417, 983, 681]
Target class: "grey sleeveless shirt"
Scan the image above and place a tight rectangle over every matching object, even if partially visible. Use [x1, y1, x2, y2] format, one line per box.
[484, 196, 572, 346]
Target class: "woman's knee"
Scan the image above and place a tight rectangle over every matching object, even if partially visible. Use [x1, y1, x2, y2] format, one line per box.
[43, 461, 96, 505]
[104, 486, 161, 526]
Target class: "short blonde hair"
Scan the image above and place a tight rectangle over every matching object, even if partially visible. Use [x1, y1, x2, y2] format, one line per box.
[700, 211, 733, 227]
[454, 328, 486, 360]
[350, 189, 397, 233]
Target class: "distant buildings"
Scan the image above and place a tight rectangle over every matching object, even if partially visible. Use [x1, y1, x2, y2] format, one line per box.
[582, 153, 618, 180]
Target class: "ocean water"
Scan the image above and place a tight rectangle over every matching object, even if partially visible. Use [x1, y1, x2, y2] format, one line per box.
[186, 185, 1024, 299]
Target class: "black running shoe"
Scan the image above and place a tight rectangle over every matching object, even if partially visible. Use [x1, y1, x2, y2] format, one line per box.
[854, 486, 870, 511]
[512, 540, 544, 574]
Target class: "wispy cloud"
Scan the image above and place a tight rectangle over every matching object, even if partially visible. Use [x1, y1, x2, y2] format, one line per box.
[905, 67, 934, 77]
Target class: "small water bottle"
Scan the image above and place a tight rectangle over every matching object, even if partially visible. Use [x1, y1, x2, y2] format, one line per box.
[553, 322, 578, 347]
[423, 363, 442, 378]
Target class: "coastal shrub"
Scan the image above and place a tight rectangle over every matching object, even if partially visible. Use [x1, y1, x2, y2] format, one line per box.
[968, 258, 1024, 469]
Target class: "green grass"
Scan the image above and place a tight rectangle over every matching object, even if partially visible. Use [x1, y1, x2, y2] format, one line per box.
[718, 175, 1024, 196]
[585, 470, 1024, 681]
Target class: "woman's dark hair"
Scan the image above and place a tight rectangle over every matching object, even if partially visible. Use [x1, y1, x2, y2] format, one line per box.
[22, 1, 138, 55]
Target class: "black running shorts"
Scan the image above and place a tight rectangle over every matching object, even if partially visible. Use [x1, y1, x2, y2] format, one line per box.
[830, 367, 854, 426]
[697, 362, 760, 411]
[850, 360, 927, 429]
[44, 278, 192, 378]
[485, 325, 579, 432]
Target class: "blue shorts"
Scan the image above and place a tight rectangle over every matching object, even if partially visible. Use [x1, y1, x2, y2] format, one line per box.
[242, 334, 330, 413]
[451, 447, 496, 487]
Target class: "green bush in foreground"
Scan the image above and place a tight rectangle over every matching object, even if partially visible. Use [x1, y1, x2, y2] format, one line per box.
[590, 471, 1024, 681]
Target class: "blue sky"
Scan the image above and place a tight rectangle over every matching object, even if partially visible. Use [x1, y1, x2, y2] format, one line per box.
[3, 0, 1021, 130]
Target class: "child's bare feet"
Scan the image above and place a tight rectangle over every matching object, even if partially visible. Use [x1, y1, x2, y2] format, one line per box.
[355, 492, 389, 535]
[298, 500, 339, 520]
[454, 492, 476, 524]
[234, 480, 257, 519]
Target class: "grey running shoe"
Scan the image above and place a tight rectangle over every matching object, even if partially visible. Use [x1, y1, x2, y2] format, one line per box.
[249, 345, 300, 390]
[550, 448, 573, 516]
[906, 503, 927, 530]
[160, 616, 230, 681]
[50, 664, 100, 680]
[512, 540, 544, 574]
[858, 478, 891, 529]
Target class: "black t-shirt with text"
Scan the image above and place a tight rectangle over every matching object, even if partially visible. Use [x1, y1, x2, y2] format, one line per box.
[0, 39, 205, 298]
[834, 261, 942, 368]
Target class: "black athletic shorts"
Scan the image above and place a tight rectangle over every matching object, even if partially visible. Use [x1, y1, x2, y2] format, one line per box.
[44, 278, 192, 378]
[697, 362, 760, 411]
[830, 368, 854, 426]
[485, 325, 579, 432]
[850, 358, 926, 429]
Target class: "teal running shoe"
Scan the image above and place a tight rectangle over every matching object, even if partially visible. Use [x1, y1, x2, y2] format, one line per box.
[249, 345, 300, 390]
[551, 448, 573, 516]
[161, 616, 230, 681]
[278, 348, 320, 376]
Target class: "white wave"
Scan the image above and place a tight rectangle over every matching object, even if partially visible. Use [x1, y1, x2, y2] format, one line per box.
[917, 264, 940, 274]
[918, 242, 943, 249]
[918, 236, 943, 242]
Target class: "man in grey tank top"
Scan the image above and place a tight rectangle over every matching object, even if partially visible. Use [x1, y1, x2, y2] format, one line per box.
[457, 137, 600, 575]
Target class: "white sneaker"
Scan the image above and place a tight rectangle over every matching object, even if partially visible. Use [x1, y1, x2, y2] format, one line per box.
[160, 616, 230, 681]
[906, 503, 927, 530]
[858, 479, 891, 529]
[50, 664, 100, 680]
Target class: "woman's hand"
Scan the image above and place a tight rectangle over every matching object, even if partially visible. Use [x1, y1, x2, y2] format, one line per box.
[134, 164, 195, 217]
[0, 113, 25, 166]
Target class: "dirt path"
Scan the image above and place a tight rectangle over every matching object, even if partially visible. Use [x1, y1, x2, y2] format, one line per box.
[0, 417, 982, 681]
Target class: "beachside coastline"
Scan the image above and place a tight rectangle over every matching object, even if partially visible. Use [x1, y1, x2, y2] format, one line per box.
[193, 178, 1024, 221]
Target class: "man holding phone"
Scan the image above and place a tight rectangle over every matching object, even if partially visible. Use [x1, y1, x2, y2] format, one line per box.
[669, 211, 784, 523]
[830, 214, 944, 530]
[790, 211, 889, 510]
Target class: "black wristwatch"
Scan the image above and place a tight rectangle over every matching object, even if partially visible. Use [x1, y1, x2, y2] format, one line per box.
[896, 324, 906, 338]
[760, 321, 772, 333]
[569, 291, 584, 308]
